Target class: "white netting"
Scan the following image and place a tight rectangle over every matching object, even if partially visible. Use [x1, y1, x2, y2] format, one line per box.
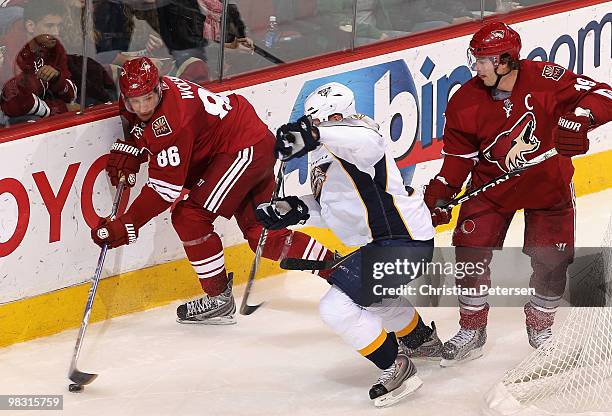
[484, 217, 612, 416]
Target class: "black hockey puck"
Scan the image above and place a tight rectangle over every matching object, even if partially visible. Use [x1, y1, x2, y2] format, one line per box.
[68, 383, 84, 393]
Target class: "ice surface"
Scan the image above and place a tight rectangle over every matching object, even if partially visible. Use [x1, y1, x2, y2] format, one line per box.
[1, 189, 610, 416]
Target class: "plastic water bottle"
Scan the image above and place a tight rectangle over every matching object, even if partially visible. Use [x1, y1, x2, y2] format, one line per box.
[264, 16, 279, 48]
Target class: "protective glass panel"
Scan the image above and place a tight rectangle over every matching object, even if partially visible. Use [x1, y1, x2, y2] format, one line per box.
[221, 0, 354, 78]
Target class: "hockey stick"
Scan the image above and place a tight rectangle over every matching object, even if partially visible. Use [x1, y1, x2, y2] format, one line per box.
[253, 44, 285, 64]
[280, 148, 559, 271]
[280, 250, 358, 271]
[211, 40, 285, 65]
[239, 162, 285, 315]
[441, 148, 558, 211]
[68, 177, 126, 390]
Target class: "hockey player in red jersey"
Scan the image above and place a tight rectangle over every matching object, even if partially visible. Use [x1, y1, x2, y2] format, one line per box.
[423, 22, 611, 365]
[91, 57, 333, 324]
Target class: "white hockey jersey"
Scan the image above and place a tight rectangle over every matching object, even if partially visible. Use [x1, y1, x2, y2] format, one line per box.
[301, 115, 435, 247]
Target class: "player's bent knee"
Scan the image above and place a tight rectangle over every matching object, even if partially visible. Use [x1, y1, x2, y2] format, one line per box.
[242, 224, 264, 251]
[529, 249, 571, 297]
[528, 246, 573, 269]
[319, 286, 360, 334]
[171, 200, 216, 242]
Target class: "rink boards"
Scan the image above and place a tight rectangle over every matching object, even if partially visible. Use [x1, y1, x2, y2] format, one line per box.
[0, 1, 610, 347]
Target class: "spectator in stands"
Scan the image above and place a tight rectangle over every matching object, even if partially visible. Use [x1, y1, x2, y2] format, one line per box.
[316, 0, 408, 45]
[354, 0, 410, 44]
[386, 0, 473, 33]
[199, 0, 253, 50]
[94, 0, 209, 83]
[93, 0, 166, 66]
[196, 0, 257, 78]
[62, 0, 117, 105]
[0, 0, 78, 122]
[153, 0, 209, 80]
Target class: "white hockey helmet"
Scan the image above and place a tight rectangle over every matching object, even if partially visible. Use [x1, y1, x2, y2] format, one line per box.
[304, 82, 356, 122]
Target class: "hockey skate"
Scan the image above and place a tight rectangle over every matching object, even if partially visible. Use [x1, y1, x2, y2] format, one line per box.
[176, 273, 236, 325]
[369, 352, 423, 408]
[527, 326, 552, 349]
[440, 326, 487, 367]
[400, 321, 443, 361]
[524, 303, 555, 349]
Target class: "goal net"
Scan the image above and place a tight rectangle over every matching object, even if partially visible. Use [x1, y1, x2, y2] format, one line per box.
[484, 217, 612, 416]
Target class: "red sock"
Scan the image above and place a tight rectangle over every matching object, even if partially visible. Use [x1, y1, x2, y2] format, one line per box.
[183, 232, 228, 297]
[524, 302, 555, 331]
[459, 304, 490, 329]
[261, 229, 334, 279]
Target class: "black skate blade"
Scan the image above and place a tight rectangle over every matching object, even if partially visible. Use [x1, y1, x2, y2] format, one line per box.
[69, 370, 98, 385]
[240, 301, 264, 315]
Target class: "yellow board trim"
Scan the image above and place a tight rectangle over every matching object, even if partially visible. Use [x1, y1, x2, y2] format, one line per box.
[1, 150, 610, 348]
[358, 329, 388, 356]
[396, 312, 420, 338]
[0, 228, 347, 348]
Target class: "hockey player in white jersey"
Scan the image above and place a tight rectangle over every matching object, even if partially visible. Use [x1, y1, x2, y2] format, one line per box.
[256, 82, 442, 407]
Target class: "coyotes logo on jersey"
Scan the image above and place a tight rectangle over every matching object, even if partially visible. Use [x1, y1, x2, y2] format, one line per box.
[483, 112, 540, 172]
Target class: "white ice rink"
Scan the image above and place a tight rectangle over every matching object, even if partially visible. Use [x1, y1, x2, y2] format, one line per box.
[2, 189, 611, 416]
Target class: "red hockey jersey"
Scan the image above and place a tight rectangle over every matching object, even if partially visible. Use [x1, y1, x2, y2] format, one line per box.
[13, 38, 76, 100]
[120, 75, 271, 224]
[442, 59, 611, 210]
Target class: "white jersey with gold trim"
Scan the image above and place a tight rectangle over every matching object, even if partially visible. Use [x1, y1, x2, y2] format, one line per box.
[301, 115, 435, 247]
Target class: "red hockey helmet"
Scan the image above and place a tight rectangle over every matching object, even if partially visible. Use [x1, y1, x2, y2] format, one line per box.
[119, 57, 160, 99]
[468, 22, 521, 69]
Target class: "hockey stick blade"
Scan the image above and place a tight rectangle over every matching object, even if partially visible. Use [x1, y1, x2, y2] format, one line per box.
[68, 370, 98, 385]
[240, 302, 264, 315]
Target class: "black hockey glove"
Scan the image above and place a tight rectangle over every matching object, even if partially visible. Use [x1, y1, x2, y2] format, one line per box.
[275, 115, 320, 161]
[255, 196, 310, 230]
